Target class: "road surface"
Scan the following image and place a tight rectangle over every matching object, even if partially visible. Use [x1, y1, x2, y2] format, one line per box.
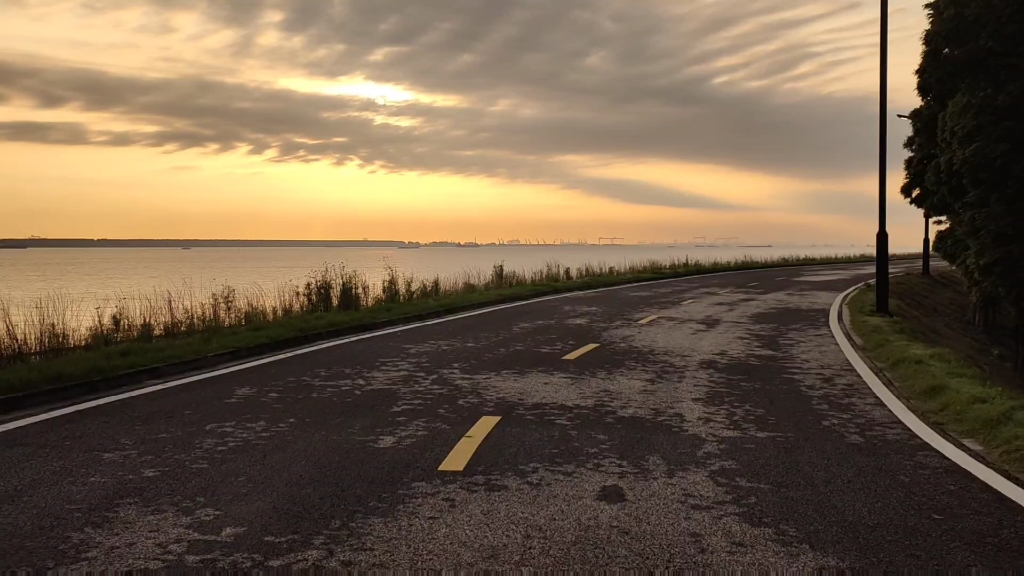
[2, 261, 1023, 569]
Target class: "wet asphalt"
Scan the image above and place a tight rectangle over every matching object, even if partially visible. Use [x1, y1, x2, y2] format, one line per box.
[2, 261, 1024, 570]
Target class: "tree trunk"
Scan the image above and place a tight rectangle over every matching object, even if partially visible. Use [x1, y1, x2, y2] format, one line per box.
[1017, 320, 1023, 377]
[1016, 304, 1024, 379]
[971, 303, 997, 331]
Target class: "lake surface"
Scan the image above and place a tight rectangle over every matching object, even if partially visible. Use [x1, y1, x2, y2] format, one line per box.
[0, 245, 905, 306]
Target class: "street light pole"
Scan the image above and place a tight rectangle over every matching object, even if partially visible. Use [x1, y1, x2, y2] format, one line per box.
[895, 113, 929, 276]
[923, 211, 931, 275]
[876, 0, 890, 314]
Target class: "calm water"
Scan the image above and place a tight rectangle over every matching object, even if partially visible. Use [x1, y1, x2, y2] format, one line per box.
[0, 245, 901, 307]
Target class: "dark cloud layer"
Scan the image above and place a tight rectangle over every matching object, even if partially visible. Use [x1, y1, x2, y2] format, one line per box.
[1, 0, 907, 211]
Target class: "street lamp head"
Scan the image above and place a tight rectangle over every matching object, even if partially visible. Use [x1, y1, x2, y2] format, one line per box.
[896, 113, 910, 119]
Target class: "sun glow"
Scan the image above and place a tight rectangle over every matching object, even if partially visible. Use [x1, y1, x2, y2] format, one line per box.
[278, 77, 462, 107]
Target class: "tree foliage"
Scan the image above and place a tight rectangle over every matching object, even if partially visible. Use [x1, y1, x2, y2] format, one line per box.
[902, 0, 1024, 366]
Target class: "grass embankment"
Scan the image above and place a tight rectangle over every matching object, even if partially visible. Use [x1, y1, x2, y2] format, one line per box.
[0, 253, 889, 398]
[848, 272, 1024, 477]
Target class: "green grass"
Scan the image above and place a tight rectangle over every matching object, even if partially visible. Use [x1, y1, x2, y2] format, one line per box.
[0, 253, 909, 398]
[847, 285, 1024, 476]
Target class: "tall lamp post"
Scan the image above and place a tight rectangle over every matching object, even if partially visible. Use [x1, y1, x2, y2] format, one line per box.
[923, 211, 930, 275]
[876, 0, 890, 314]
[896, 112, 930, 276]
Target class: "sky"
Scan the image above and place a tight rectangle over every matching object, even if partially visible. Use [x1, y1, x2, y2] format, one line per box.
[0, 0, 930, 246]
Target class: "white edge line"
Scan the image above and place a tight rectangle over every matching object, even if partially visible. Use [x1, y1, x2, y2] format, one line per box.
[0, 260, 891, 433]
[830, 281, 1024, 508]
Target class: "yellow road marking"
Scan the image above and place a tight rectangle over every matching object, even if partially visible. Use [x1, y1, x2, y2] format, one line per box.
[747, 282, 760, 287]
[638, 315, 659, 325]
[438, 416, 501, 472]
[563, 343, 600, 360]
[683, 299, 696, 305]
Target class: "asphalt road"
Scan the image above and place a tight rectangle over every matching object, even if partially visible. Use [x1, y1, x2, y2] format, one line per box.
[3, 261, 1024, 569]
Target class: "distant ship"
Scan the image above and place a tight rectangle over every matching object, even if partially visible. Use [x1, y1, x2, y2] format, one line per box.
[0, 242, 28, 249]
[398, 245, 421, 250]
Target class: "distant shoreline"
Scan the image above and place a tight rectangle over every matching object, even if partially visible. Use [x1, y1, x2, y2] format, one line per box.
[0, 239, 837, 250]
[0, 240, 607, 249]
[1, 239, 411, 249]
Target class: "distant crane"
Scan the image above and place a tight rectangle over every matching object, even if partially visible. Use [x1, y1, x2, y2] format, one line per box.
[598, 237, 624, 245]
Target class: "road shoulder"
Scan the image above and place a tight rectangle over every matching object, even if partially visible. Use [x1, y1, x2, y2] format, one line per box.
[833, 276, 1024, 506]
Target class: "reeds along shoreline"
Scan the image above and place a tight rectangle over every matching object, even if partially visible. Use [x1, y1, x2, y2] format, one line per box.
[0, 255, 869, 367]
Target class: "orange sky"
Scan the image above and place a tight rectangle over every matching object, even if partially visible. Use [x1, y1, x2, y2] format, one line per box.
[0, 1, 930, 246]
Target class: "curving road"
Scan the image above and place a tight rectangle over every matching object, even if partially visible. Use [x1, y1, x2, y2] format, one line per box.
[3, 261, 1024, 569]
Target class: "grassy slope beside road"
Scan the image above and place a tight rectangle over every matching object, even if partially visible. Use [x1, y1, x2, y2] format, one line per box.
[0, 254, 909, 401]
[847, 272, 1024, 477]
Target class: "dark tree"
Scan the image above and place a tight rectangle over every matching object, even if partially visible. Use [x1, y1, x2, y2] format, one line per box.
[902, 0, 1024, 368]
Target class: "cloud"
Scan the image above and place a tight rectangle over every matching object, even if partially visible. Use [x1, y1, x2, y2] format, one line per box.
[783, 189, 880, 218]
[559, 175, 736, 211]
[0, 120, 92, 145]
[0, 59, 734, 210]
[0, 0, 913, 210]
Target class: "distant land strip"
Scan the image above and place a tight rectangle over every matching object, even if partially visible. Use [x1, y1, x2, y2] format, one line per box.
[0, 239, 647, 249]
[0, 239, 412, 249]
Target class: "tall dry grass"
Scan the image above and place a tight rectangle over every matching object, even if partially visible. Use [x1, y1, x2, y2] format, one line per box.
[0, 255, 865, 367]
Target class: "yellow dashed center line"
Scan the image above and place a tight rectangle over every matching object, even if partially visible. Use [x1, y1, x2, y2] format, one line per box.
[638, 315, 659, 325]
[438, 416, 501, 472]
[563, 343, 600, 360]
